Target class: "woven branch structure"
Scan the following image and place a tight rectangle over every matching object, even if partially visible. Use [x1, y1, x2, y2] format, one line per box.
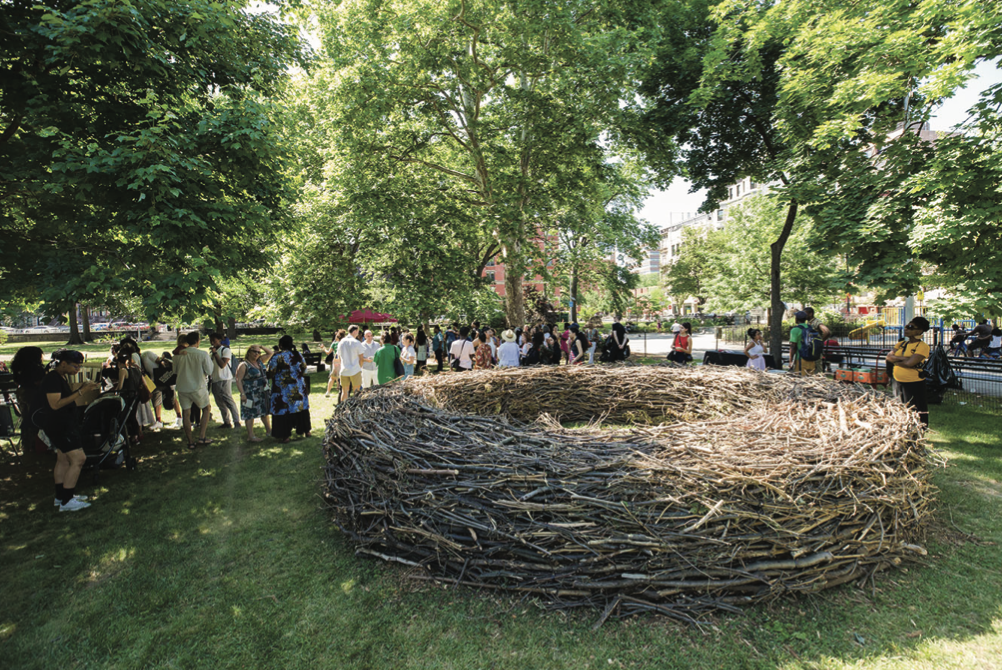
[322, 365, 938, 623]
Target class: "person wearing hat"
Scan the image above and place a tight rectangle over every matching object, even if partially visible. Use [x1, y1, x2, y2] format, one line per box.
[497, 329, 521, 368]
[886, 316, 932, 427]
[789, 310, 817, 374]
[35, 350, 101, 512]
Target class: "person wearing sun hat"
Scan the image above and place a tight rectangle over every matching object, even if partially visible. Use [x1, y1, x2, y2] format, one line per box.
[497, 329, 521, 368]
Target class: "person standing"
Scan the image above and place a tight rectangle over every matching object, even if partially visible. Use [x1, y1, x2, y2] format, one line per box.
[431, 325, 444, 372]
[267, 336, 311, 443]
[172, 331, 214, 448]
[789, 311, 818, 374]
[10, 346, 46, 453]
[359, 330, 381, 388]
[473, 332, 493, 370]
[36, 350, 100, 511]
[235, 345, 273, 442]
[209, 333, 240, 431]
[373, 334, 401, 384]
[609, 320, 629, 362]
[450, 326, 475, 371]
[886, 317, 932, 427]
[497, 330, 521, 368]
[744, 328, 767, 371]
[568, 324, 587, 365]
[587, 324, 601, 364]
[559, 322, 572, 364]
[415, 327, 429, 375]
[337, 325, 365, 403]
[400, 333, 417, 379]
[323, 329, 346, 397]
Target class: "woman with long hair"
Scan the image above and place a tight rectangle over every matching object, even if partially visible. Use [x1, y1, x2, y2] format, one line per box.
[415, 327, 429, 375]
[267, 335, 311, 443]
[10, 346, 46, 452]
[744, 328, 767, 371]
[323, 329, 346, 397]
[235, 345, 274, 442]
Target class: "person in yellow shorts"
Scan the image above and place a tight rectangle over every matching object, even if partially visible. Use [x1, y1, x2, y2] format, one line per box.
[789, 311, 817, 374]
[885, 317, 931, 427]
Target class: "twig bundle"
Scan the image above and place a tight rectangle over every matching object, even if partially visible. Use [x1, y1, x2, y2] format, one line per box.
[322, 366, 938, 624]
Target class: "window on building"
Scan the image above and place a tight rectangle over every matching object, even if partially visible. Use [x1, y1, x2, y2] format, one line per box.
[485, 270, 496, 283]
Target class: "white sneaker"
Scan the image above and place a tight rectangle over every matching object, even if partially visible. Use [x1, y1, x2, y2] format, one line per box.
[54, 494, 89, 507]
[59, 498, 92, 512]
[151, 421, 163, 431]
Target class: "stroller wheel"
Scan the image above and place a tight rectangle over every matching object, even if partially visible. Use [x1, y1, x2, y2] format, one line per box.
[127, 456, 138, 471]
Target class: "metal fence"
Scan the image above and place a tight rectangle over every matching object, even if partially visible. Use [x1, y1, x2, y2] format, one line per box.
[717, 326, 1002, 412]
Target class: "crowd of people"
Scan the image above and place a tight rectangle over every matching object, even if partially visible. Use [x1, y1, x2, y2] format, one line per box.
[316, 320, 634, 403]
[10, 310, 995, 512]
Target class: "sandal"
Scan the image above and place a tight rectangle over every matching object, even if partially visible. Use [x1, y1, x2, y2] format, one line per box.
[197, 438, 214, 446]
[187, 442, 197, 450]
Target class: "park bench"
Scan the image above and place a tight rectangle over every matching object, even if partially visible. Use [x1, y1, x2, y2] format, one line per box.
[300, 342, 325, 373]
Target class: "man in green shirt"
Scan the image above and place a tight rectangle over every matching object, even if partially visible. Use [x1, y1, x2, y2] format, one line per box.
[789, 311, 817, 374]
[373, 334, 401, 385]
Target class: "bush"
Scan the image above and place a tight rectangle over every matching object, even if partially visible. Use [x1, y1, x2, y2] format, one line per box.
[0, 329, 7, 344]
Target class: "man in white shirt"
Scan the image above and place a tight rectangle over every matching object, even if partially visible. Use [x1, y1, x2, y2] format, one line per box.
[172, 331, 214, 447]
[209, 333, 240, 430]
[671, 321, 682, 334]
[449, 326, 475, 370]
[359, 330, 380, 388]
[337, 325, 365, 402]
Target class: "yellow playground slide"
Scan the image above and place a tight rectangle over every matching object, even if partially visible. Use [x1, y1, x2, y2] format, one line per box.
[848, 319, 886, 341]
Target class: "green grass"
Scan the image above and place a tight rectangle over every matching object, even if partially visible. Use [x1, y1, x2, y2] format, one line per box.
[1, 382, 1001, 669]
[0, 336, 317, 366]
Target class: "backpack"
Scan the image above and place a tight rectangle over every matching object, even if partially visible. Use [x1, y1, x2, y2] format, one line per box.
[795, 323, 824, 362]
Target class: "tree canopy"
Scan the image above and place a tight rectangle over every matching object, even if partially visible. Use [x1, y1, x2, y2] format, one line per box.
[1, 0, 305, 322]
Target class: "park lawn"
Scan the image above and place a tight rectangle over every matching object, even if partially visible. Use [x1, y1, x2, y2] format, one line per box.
[1, 380, 1000, 669]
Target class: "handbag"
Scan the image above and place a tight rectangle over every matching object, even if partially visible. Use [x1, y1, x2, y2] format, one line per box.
[393, 347, 405, 378]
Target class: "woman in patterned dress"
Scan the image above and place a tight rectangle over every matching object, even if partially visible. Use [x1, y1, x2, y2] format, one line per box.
[473, 331, 493, 370]
[235, 345, 273, 442]
[267, 335, 311, 443]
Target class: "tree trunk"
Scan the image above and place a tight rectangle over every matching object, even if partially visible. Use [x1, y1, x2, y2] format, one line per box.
[769, 201, 798, 368]
[67, 303, 84, 345]
[227, 316, 236, 342]
[81, 304, 92, 342]
[505, 271, 525, 329]
[570, 266, 579, 323]
[503, 237, 526, 328]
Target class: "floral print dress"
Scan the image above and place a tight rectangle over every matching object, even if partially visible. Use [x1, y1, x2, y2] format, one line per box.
[241, 361, 270, 421]
[267, 351, 309, 416]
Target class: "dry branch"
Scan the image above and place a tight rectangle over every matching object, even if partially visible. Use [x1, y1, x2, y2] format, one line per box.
[321, 365, 939, 623]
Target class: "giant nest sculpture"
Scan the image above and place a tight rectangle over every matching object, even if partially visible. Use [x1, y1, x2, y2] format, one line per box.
[321, 365, 938, 624]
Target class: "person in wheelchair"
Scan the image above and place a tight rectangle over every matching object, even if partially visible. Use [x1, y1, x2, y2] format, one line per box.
[34, 350, 101, 512]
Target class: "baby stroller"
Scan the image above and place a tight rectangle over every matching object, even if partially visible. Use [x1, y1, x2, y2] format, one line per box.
[78, 389, 138, 481]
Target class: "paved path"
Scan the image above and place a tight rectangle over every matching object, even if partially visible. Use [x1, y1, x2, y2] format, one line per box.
[626, 331, 724, 360]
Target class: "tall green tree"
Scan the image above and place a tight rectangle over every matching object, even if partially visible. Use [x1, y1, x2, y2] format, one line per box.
[1, 0, 305, 323]
[661, 224, 725, 313]
[703, 195, 841, 313]
[302, 0, 664, 327]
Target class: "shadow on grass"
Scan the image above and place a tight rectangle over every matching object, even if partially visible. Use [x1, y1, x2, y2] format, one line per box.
[0, 399, 1000, 668]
